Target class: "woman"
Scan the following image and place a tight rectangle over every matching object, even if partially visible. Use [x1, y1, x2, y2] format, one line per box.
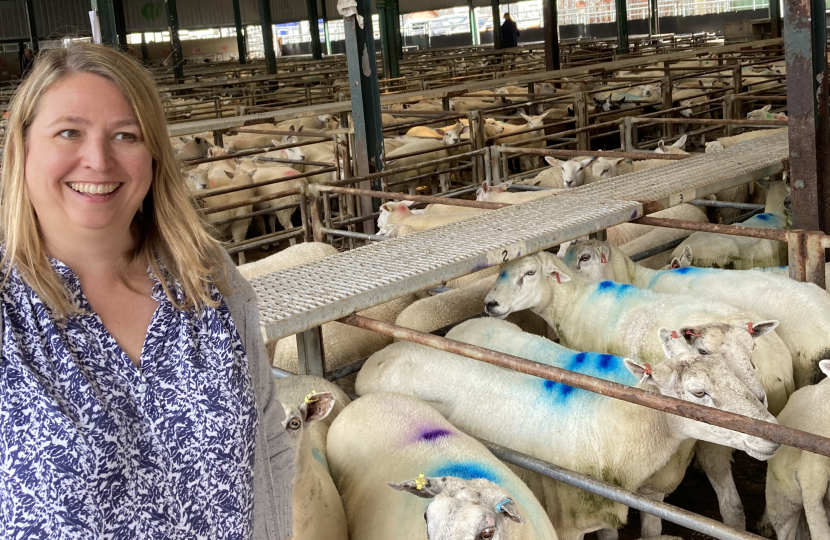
[0, 43, 293, 539]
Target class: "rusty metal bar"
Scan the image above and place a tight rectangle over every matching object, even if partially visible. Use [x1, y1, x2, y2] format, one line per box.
[191, 167, 332, 199]
[635, 217, 792, 242]
[313, 185, 508, 209]
[629, 117, 788, 126]
[199, 189, 304, 215]
[342, 314, 830, 458]
[497, 147, 691, 160]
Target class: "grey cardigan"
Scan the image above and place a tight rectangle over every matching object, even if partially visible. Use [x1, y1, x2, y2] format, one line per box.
[222, 252, 295, 540]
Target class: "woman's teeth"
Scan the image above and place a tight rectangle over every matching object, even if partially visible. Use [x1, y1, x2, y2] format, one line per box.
[68, 182, 121, 195]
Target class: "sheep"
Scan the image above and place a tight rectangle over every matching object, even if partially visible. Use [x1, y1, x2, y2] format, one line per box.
[274, 113, 339, 133]
[195, 163, 256, 264]
[235, 158, 304, 247]
[376, 200, 478, 237]
[394, 274, 553, 339]
[476, 181, 561, 204]
[327, 392, 559, 540]
[704, 128, 788, 153]
[669, 180, 790, 270]
[175, 136, 212, 161]
[495, 112, 551, 172]
[271, 293, 418, 394]
[654, 134, 688, 154]
[605, 204, 708, 248]
[385, 123, 468, 194]
[384, 136, 422, 154]
[564, 239, 809, 402]
[238, 242, 338, 281]
[746, 105, 788, 121]
[517, 157, 595, 189]
[765, 360, 830, 540]
[275, 385, 348, 540]
[356, 318, 779, 540]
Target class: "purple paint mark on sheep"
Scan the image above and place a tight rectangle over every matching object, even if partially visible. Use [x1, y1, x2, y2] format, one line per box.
[418, 428, 453, 442]
[472, 264, 490, 272]
[630, 209, 639, 219]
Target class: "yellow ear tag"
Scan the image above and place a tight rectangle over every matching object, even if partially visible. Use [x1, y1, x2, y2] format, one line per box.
[415, 472, 426, 490]
[305, 391, 319, 404]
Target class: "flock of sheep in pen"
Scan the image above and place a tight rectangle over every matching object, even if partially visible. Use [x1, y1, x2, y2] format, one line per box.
[164, 54, 829, 540]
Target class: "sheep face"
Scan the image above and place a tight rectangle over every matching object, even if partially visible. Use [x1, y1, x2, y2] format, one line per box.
[484, 118, 505, 134]
[562, 241, 613, 281]
[435, 123, 469, 145]
[388, 476, 524, 540]
[281, 391, 336, 450]
[705, 141, 724, 153]
[519, 111, 550, 129]
[636, 330, 778, 460]
[485, 253, 569, 318]
[655, 134, 688, 153]
[637, 84, 661, 98]
[546, 156, 593, 188]
[475, 181, 510, 201]
[590, 157, 623, 180]
[746, 105, 787, 121]
[187, 169, 209, 190]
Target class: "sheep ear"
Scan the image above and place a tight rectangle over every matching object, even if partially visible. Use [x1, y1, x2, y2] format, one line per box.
[657, 140, 666, 150]
[675, 134, 688, 148]
[545, 156, 562, 169]
[612, 157, 625, 165]
[819, 360, 830, 378]
[659, 327, 693, 358]
[748, 320, 779, 339]
[678, 246, 693, 267]
[624, 358, 655, 381]
[495, 499, 524, 523]
[669, 257, 683, 269]
[762, 104, 772, 112]
[579, 157, 595, 166]
[435, 128, 445, 136]
[520, 113, 532, 123]
[299, 392, 336, 423]
[503, 180, 513, 188]
[539, 110, 550, 119]
[224, 170, 235, 179]
[539, 253, 572, 283]
[460, 126, 470, 134]
[401, 200, 416, 208]
[387, 476, 446, 498]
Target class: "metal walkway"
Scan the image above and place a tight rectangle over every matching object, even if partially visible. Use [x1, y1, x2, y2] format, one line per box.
[251, 130, 788, 342]
[168, 38, 782, 138]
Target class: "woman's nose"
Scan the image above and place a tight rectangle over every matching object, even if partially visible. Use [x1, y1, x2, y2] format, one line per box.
[81, 136, 114, 171]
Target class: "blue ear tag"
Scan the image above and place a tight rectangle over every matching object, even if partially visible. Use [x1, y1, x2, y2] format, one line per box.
[495, 498, 513, 513]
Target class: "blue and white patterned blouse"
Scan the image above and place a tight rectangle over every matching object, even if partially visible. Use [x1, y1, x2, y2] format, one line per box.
[0, 256, 259, 539]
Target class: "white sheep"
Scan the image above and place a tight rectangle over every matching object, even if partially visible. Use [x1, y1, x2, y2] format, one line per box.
[275, 385, 348, 540]
[394, 274, 552, 339]
[765, 360, 830, 540]
[238, 242, 338, 281]
[476, 181, 561, 204]
[564, 239, 805, 404]
[385, 124, 468, 194]
[327, 392, 559, 540]
[605, 204, 708, 248]
[356, 318, 778, 540]
[235, 158, 305, 247]
[496, 112, 551, 172]
[376, 200, 478, 238]
[175, 136, 212, 161]
[705, 128, 788, 153]
[669, 180, 790, 270]
[194, 163, 256, 264]
[654, 135, 688, 154]
[746, 105, 788, 121]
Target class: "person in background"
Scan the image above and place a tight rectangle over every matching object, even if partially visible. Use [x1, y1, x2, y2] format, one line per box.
[21, 48, 34, 78]
[0, 43, 294, 539]
[501, 13, 520, 49]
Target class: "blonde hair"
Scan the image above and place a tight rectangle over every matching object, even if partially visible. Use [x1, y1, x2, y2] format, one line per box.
[0, 43, 229, 317]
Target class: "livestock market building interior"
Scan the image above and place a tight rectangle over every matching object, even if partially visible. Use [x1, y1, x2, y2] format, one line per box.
[3, 0, 830, 539]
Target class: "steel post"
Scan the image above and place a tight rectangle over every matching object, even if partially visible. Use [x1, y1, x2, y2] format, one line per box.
[24, 0, 38, 52]
[164, 0, 184, 82]
[783, 0, 829, 232]
[649, 0, 659, 35]
[296, 327, 326, 377]
[769, 0, 782, 38]
[467, 0, 480, 46]
[543, 0, 561, 71]
[232, 0, 247, 64]
[257, 0, 277, 75]
[343, 0, 385, 233]
[392, 0, 403, 60]
[113, 0, 128, 49]
[140, 32, 149, 62]
[491, 0, 502, 50]
[306, 0, 322, 60]
[91, 0, 120, 48]
[377, 0, 399, 79]
[320, 0, 332, 55]
[616, 0, 629, 54]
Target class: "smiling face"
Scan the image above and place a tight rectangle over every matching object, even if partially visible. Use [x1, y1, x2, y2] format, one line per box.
[24, 72, 153, 244]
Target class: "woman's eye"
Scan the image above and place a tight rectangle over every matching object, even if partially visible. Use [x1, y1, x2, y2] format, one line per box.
[115, 132, 138, 141]
[58, 129, 81, 139]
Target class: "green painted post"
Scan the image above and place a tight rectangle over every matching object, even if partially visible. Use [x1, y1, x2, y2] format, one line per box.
[616, 0, 629, 54]
[468, 0, 480, 46]
[320, 0, 332, 55]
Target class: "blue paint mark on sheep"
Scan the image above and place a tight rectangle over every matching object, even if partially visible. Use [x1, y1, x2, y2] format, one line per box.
[598, 354, 614, 370]
[432, 462, 500, 484]
[312, 447, 330, 473]
[755, 213, 771, 221]
[595, 280, 635, 297]
[498, 271, 508, 281]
